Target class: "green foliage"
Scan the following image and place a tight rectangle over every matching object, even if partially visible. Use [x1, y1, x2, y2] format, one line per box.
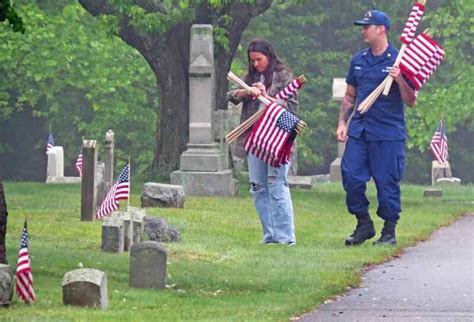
[405, 1, 473, 183]
[3, 181, 474, 319]
[0, 0, 25, 33]
[0, 2, 158, 178]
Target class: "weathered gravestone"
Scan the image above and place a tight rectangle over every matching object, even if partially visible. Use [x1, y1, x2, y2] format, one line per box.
[95, 161, 105, 209]
[170, 24, 236, 196]
[62, 268, 107, 309]
[115, 207, 146, 251]
[143, 217, 181, 242]
[423, 188, 443, 198]
[101, 217, 124, 253]
[0, 264, 13, 306]
[96, 130, 115, 207]
[141, 182, 185, 208]
[437, 177, 461, 185]
[46, 146, 81, 184]
[330, 78, 348, 182]
[46, 146, 64, 179]
[287, 176, 313, 190]
[129, 241, 167, 289]
[81, 140, 98, 221]
[104, 130, 114, 193]
[431, 160, 452, 185]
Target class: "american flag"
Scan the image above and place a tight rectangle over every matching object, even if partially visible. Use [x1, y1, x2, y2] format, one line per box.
[96, 162, 130, 219]
[245, 102, 299, 167]
[400, 33, 445, 92]
[46, 133, 55, 154]
[275, 78, 302, 100]
[400, 2, 425, 44]
[429, 120, 449, 164]
[16, 220, 35, 304]
[75, 150, 83, 177]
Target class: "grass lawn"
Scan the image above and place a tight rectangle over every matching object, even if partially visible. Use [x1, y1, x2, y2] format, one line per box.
[1, 180, 473, 321]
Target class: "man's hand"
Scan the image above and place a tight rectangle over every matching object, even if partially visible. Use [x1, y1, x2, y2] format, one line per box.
[336, 122, 348, 142]
[389, 65, 403, 83]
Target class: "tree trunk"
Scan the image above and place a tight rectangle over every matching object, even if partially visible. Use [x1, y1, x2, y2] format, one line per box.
[0, 164, 8, 264]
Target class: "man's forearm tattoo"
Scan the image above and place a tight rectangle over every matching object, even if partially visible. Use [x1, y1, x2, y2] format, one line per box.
[339, 94, 356, 123]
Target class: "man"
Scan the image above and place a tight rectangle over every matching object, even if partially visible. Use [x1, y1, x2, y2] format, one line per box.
[336, 10, 416, 246]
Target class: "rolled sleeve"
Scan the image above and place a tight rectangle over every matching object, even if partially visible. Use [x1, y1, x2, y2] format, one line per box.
[227, 85, 246, 105]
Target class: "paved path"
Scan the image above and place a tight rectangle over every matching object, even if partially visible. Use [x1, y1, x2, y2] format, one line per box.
[297, 214, 474, 321]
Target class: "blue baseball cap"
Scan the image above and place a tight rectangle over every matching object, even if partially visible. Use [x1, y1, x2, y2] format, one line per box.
[353, 10, 391, 29]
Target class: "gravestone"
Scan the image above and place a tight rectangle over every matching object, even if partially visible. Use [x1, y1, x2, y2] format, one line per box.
[431, 160, 452, 185]
[81, 140, 97, 221]
[143, 217, 181, 242]
[101, 217, 124, 253]
[287, 176, 313, 190]
[46, 146, 81, 184]
[437, 177, 461, 185]
[0, 264, 13, 306]
[62, 268, 107, 309]
[330, 78, 348, 182]
[141, 182, 185, 208]
[97, 130, 115, 207]
[424, 189, 443, 198]
[104, 130, 114, 191]
[223, 101, 245, 173]
[129, 241, 167, 289]
[431, 161, 461, 186]
[115, 207, 146, 251]
[170, 24, 236, 196]
[95, 162, 106, 209]
[46, 146, 64, 178]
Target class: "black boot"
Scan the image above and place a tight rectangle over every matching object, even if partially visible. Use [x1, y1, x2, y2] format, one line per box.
[345, 213, 376, 246]
[373, 221, 397, 246]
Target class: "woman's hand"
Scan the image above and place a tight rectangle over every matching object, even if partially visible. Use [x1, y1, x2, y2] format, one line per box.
[246, 86, 261, 99]
[252, 82, 267, 98]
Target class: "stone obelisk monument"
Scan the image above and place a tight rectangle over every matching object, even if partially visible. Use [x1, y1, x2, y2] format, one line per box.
[170, 24, 236, 196]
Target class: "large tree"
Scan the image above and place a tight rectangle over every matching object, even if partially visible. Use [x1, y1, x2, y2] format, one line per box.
[78, 0, 273, 172]
[0, 0, 24, 264]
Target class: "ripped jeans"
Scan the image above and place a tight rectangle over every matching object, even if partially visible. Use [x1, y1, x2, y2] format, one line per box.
[248, 152, 295, 244]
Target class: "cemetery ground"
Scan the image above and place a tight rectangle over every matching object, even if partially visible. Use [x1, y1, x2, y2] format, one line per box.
[2, 180, 473, 321]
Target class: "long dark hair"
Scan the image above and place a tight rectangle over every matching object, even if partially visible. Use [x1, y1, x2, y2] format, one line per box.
[244, 38, 290, 88]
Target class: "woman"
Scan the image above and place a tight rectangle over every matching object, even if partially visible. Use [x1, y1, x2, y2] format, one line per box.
[227, 38, 298, 246]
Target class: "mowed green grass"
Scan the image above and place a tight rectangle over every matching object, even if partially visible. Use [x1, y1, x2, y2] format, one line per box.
[2, 181, 473, 321]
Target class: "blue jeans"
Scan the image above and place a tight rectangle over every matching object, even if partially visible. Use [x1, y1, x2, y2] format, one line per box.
[247, 152, 295, 244]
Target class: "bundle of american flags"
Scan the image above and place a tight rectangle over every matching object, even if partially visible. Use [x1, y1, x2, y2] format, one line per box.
[399, 32, 445, 93]
[397, 1, 445, 95]
[244, 102, 300, 167]
[225, 72, 307, 146]
[359, 1, 445, 113]
[429, 119, 449, 164]
[96, 162, 130, 219]
[16, 220, 35, 304]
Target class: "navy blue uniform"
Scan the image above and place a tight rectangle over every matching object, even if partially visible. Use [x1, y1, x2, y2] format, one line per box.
[342, 43, 411, 222]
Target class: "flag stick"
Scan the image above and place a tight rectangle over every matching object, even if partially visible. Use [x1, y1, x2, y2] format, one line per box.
[127, 156, 133, 250]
